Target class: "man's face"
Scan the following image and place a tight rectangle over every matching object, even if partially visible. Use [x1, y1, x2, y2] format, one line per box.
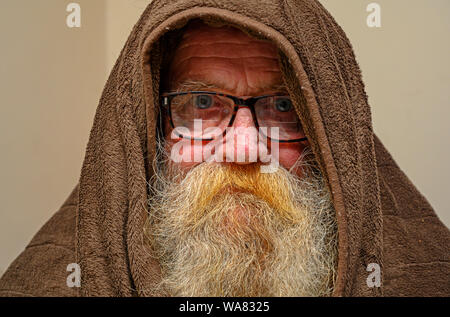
[146, 22, 337, 297]
[163, 22, 310, 174]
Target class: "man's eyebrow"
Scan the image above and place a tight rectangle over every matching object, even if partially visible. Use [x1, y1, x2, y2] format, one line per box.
[263, 83, 288, 93]
[173, 80, 221, 92]
[172, 80, 288, 94]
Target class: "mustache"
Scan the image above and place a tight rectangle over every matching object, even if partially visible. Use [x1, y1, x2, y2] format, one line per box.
[151, 161, 317, 226]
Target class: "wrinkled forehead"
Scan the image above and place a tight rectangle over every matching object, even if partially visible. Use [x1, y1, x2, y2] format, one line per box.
[162, 19, 281, 92]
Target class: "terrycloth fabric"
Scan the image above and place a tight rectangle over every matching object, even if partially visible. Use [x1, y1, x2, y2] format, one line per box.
[1, 0, 449, 297]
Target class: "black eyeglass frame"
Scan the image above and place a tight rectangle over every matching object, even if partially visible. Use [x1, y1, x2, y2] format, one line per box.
[160, 91, 308, 143]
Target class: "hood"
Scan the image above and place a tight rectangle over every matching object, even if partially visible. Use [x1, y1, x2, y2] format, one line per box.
[75, 0, 450, 297]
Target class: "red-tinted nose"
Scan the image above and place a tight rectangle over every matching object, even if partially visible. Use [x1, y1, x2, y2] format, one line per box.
[222, 107, 269, 164]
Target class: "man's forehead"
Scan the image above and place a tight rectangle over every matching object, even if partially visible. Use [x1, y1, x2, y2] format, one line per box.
[169, 21, 273, 61]
[179, 20, 272, 45]
[166, 21, 283, 95]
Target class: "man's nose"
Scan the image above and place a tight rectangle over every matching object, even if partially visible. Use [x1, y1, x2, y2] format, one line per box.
[223, 107, 268, 164]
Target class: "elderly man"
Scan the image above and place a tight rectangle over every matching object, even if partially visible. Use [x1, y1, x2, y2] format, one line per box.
[1, 0, 449, 297]
[148, 20, 338, 296]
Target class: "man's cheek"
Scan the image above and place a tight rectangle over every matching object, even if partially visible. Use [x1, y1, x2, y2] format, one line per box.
[165, 134, 308, 173]
[277, 145, 304, 171]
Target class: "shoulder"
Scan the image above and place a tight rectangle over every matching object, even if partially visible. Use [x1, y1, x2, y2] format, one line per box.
[0, 186, 79, 297]
[374, 136, 450, 296]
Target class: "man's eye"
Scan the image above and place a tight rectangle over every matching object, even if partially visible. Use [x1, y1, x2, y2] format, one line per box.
[275, 98, 293, 112]
[194, 95, 214, 109]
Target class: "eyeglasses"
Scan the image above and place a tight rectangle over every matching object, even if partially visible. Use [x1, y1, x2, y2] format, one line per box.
[160, 91, 308, 143]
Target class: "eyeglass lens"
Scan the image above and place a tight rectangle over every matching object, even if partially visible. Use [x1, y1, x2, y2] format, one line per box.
[170, 93, 305, 141]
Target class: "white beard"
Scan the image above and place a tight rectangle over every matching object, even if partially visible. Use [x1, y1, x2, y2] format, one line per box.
[145, 144, 338, 297]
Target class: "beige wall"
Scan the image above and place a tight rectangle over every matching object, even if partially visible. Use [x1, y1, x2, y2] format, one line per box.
[106, 0, 153, 70]
[1, 0, 449, 275]
[0, 0, 107, 275]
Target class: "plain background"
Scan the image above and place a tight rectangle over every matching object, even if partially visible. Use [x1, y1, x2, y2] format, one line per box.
[0, 0, 449, 276]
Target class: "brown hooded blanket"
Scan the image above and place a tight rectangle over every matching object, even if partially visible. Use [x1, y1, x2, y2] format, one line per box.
[1, 0, 449, 297]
